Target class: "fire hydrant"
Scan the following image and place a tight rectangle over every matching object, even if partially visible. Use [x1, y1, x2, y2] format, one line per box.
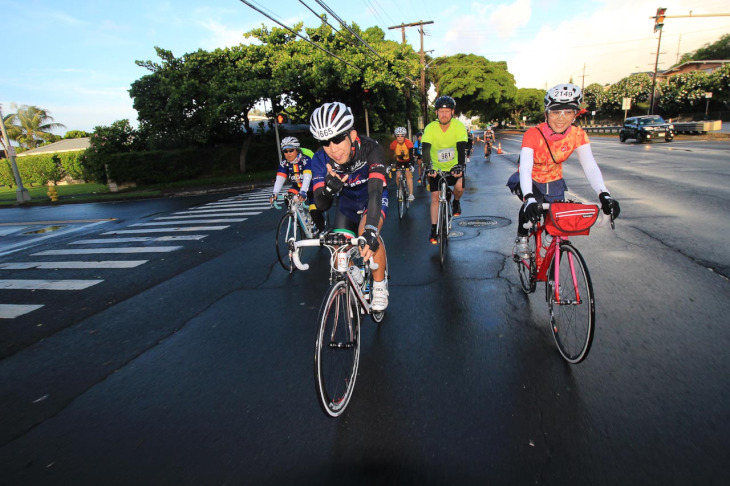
[47, 184, 59, 202]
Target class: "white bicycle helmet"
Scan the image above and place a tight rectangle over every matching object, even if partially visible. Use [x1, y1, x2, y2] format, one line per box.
[309, 102, 354, 140]
[394, 126, 407, 136]
[544, 83, 583, 110]
[280, 136, 300, 150]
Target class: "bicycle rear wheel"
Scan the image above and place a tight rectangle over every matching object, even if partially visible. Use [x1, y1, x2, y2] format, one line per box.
[275, 213, 298, 273]
[517, 232, 537, 293]
[439, 200, 448, 267]
[314, 280, 361, 417]
[548, 242, 595, 363]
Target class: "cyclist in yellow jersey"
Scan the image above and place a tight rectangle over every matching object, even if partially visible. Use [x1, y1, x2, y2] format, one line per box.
[422, 95, 468, 244]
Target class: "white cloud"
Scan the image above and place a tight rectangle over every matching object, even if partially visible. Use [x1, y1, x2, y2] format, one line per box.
[489, 0, 531, 38]
[198, 19, 250, 49]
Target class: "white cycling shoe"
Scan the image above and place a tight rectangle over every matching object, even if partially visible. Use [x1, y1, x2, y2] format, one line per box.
[371, 282, 389, 312]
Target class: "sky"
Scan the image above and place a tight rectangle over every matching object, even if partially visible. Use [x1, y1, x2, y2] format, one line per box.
[2, 0, 729, 134]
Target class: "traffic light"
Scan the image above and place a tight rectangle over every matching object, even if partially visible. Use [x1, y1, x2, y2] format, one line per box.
[276, 113, 288, 124]
[654, 7, 666, 32]
[363, 88, 371, 101]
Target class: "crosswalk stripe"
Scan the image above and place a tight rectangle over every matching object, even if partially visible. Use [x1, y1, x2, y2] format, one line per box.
[102, 226, 229, 234]
[0, 280, 103, 290]
[200, 203, 270, 209]
[0, 261, 148, 269]
[71, 236, 208, 244]
[0, 304, 45, 319]
[32, 247, 182, 255]
[132, 219, 246, 226]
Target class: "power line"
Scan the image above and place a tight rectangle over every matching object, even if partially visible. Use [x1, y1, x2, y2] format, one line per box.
[238, 0, 362, 71]
[314, 0, 386, 61]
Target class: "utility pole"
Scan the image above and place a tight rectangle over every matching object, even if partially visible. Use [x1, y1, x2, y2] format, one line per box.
[0, 105, 31, 203]
[580, 63, 588, 91]
[388, 20, 433, 130]
[648, 8, 730, 115]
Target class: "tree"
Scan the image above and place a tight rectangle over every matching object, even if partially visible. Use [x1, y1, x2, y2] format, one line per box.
[3, 104, 65, 149]
[678, 33, 730, 65]
[64, 130, 90, 139]
[428, 54, 517, 122]
[507, 88, 544, 126]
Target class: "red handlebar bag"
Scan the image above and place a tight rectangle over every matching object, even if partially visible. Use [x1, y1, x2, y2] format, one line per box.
[544, 202, 599, 236]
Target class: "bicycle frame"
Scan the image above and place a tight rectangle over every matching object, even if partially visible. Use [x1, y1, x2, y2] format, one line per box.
[291, 236, 380, 316]
[276, 194, 316, 238]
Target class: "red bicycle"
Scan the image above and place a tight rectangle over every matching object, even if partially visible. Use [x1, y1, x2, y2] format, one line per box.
[514, 201, 612, 363]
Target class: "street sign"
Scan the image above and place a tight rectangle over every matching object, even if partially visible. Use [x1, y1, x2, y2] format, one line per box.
[622, 98, 632, 110]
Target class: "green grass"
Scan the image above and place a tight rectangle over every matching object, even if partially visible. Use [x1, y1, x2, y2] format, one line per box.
[0, 171, 275, 207]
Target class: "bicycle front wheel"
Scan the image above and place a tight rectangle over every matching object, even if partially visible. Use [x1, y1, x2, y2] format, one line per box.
[548, 242, 595, 363]
[314, 280, 361, 417]
[397, 179, 406, 220]
[275, 213, 298, 273]
[439, 200, 448, 266]
[517, 233, 537, 293]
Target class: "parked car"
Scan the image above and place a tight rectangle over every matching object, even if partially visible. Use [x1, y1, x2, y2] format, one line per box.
[619, 115, 674, 143]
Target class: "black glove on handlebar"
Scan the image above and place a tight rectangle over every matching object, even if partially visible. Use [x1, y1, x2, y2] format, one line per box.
[523, 193, 540, 223]
[362, 227, 379, 252]
[324, 174, 344, 198]
[599, 192, 621, 219]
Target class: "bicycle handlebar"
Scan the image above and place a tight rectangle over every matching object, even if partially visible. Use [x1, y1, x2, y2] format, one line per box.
[290, 235, 379, 272]
[521, 202, 614, 230]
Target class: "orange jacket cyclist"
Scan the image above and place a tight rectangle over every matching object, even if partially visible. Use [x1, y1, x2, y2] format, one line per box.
[389, 126, 415, 201]
[513, 83, 621, 258]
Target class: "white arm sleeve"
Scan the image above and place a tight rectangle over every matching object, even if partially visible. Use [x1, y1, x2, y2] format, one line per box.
[300, 172, 312, 193]
[519, 147, 535, 198]
[271, 175, 286, 196]
[575, 144, 607, 194]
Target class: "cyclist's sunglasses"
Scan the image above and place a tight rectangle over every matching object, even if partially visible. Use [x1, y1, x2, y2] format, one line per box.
[283, 148, 297, 154]
[321, 132, 349, 147]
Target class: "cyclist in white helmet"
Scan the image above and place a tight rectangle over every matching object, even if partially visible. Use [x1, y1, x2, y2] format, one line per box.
[310, 102, 390, 312]
[389, 126, 415, 202]
[269, 136, 326, 234]
[510, 83, 621, 258]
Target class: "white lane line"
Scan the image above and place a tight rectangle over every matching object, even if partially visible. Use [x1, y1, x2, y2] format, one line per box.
[0, 280, 104, 290]
[0, 220, 114, 258]
[71, 236, 208, 244]
[31, 247, 182, 255]
[132, 219, 246, 226]
[0, 304, 45, 319]
[102, 226, 228, 234]
[158, 212, 260, 218]
[0, 261, 148, 269]
[199, 203, 270, 209]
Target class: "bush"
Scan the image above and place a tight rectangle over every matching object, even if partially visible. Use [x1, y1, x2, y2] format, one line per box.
[16, 153, 61, 185]
[0, 158, 14, 187]
[55, 151, 86, 181]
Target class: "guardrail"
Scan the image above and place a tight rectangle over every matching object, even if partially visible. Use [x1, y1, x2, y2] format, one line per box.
[580, 120, 722, 135]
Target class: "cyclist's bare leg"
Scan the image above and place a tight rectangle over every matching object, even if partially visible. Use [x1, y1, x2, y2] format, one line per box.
[358, 216, 386, 281]
[406, 169, 413, 195]
[430, 189, 440, 224]
[452, 174, 464, 201]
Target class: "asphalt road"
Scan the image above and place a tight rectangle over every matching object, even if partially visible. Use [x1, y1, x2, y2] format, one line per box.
[0, 135, 728, 485]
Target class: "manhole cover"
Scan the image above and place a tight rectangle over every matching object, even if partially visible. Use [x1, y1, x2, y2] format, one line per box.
[457, 216, 511, 229]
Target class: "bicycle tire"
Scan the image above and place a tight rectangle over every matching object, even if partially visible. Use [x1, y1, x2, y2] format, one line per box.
[517, 232, 537, 293]
[403, 176, 410, 211]
[275, 213, 298, 273]
[397, 179, 406, 220]
[548, 242, 595, 364]
[439, 200, 448, 266]
[314, 280, 361, 417]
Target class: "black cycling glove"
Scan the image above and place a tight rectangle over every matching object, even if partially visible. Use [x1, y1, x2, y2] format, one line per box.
[362, 227, 379, 252]
[599, 192, 621, 219]
[324, 174, 344, 198]
[523, 193, 541, 223]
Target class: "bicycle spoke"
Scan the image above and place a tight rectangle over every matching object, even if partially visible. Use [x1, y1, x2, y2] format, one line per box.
[314, 282, 360, 417]
[549, 243, 595, 363]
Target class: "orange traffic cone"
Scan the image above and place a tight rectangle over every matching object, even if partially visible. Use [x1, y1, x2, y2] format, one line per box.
[497, 142, 503, 154]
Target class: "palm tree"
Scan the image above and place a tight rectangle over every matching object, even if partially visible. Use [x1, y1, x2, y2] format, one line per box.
[4, 104, 65, 149]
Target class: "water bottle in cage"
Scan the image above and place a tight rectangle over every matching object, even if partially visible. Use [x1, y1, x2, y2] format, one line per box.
[348, 265, 364, 286]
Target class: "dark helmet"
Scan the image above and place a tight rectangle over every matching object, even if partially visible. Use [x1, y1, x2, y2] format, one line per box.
[434, 96, 456, 110]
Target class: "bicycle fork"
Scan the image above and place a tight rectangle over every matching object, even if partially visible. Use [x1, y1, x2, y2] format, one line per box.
[550, 243, 582, 305]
